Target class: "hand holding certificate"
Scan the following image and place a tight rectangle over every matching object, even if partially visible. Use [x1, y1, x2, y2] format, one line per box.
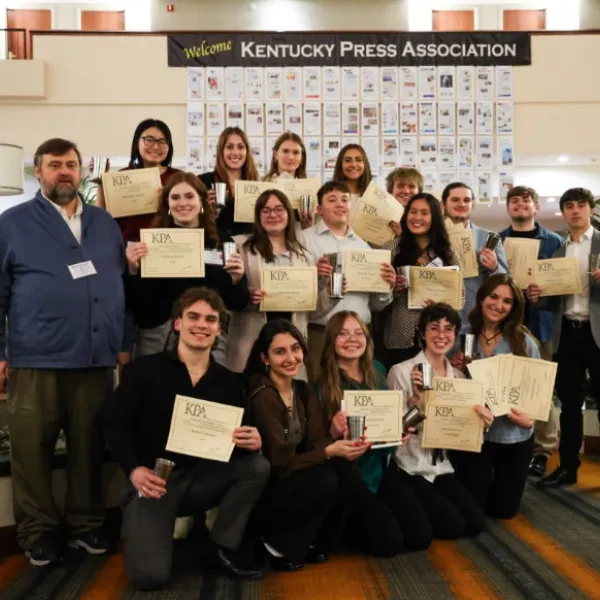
[260, 266, 318, 311]
[447, 226, 478, 279]
[503, 238, 540, 289]
[140, 228, 205, 278]
[234, 181, 278, 223]
[344, 390, 403, 443]
[350, 182, 404, 246]
[102, 167, 161, 218]
[166, 395, 244, 462]
[408, 266, 462, 310]
[531, 257, 583, 296]
[342, 249, 392, 293]
[421, 377, 484, 453]
[277, 178, 320, 212]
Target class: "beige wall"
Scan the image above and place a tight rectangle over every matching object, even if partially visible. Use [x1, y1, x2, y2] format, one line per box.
[0, 32, 599, 161]
[151, 0, 410, 31]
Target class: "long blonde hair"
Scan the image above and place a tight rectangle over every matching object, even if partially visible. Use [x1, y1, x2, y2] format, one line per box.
[214, 127, 259, 196]
[264, 132, 307, 180]
[318, 311, 378, 420]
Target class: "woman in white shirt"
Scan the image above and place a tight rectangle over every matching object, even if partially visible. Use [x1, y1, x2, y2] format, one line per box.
[227, 189, 332, 373]
[381, 303, 491, 549]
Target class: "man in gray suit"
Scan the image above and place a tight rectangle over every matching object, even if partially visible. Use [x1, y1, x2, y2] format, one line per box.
[441, 182, 509, 327]
[528, 188, 600, 487]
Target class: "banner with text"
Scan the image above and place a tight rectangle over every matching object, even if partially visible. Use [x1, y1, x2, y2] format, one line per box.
[168, 32, 531, 68]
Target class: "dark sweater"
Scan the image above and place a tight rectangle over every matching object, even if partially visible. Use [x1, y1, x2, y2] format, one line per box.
[103, 350, 248, 476]
[125, 228, 250, 328]
[199, 171, 252, 238]
[246, 375, 333, 479]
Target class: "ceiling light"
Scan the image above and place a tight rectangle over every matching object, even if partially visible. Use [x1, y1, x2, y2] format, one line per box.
[554, 212, 562, 216]
[557, 155, 569, 163]
[546, 197, 556, 203]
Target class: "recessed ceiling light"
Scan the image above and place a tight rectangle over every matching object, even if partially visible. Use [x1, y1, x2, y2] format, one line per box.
[546, 197, 556, 203]
[554, 212, 562, 216]
[557, 155, 569, 163]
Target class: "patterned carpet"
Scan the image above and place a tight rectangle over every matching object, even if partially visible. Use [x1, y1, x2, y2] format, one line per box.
[1, 456, 600, 600]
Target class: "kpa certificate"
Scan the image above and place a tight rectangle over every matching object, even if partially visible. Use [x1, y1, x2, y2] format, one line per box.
[102, 167, 161, 219]
[140, 228, 205, 278]
[342, 248, 392, 293]
[260, 266, 318, 311]
[344, 390, 403, 443]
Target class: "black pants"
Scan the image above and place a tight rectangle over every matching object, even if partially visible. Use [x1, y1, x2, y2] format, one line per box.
[378, 463, 484, 551]
[382, 346, 420, 372]
[555, 319, 600, 472]
[122, 453, 270, 591]
[343, 483, 404, 557]
[254, 460, 362, 564]
[452, 436, 533, 520]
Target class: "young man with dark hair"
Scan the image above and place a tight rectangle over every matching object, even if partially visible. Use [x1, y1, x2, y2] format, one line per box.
[528, 187, 600, 487]
[0, 137, 127, 566]
[103, 287, 269, 590]
[441, 182, 509, 327]
[499, 186, 565, 477]
[300, 181, 396, 380]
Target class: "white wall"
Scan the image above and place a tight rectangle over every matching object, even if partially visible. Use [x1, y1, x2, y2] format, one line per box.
[408, 0, 581, 30]
[515, 165, 600, 196]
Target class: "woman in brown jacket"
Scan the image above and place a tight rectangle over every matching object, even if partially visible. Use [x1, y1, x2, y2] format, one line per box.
[245, 320, 367, 572]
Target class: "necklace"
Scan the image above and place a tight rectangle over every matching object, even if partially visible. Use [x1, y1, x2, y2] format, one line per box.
[481, 330, 501, 345]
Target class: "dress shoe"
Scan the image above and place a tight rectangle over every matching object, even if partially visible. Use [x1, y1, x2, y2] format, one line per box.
[207, 545, 264, 580]
[305, 547, 328, 564]
[26, 531, 64, 567]
[536, 466, 577, 488]
[261, 545, 304, 572]
[528, 454, 548, 478]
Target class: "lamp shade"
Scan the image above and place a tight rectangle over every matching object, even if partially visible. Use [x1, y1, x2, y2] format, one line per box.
[0, 143, 24, 196]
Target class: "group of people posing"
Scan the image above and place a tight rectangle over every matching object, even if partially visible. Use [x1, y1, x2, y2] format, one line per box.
[0, 118, 598, 591]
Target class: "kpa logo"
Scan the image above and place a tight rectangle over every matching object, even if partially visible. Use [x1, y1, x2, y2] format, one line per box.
[435, 407, 454, 417]
[351, 252, 367, 263]
[111, 175, 132, 186]
[420, 271, 436, 280]
[243, 183, 261, 194]
[184, 402, 206, 418]
[537, 263, 554, 272]
[353, 395, 373, 407]
[435, 381, 455, 392]
[270, 270, 289, 281]
[152, 233, 173, 243]
[362, 204, 378, 216]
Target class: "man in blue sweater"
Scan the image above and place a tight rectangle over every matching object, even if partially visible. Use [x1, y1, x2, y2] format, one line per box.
[500, 186, 565, 478]
[0, 138, 127, 566]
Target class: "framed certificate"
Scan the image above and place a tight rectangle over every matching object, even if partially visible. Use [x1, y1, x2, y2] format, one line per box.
[260, 266, 318, 312]
[140, 228, 205, 278]
[166, 395, 244, 462]
[234, 180, 278, 223]
[101, 167, 161, 219]
[342, 248, 391, 293]
[344, 390, 403, 443]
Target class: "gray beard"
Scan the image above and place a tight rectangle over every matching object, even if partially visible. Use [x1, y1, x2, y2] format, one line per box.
[49, 184, 77, 206]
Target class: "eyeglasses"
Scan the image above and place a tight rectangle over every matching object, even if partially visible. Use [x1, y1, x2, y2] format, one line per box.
[337, 330, 367, 341]
[261, 206, 287, 217]
[141, 136, 169, 149]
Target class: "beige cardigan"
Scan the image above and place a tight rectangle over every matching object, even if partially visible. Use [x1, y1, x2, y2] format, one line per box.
[226, 234, 332, 373]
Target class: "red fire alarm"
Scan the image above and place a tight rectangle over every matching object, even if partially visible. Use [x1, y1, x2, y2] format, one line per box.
[166, 4, 175, 12]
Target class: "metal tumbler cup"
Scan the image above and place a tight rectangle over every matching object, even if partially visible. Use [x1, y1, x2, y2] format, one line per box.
[330, 272, 344, 299]
[461, 333, 476, 360]
[402, 405, 427, 434]
[324, 252, 339, 271]
[91, 156, 109, 179]
[301, 194, 314, 214]
[138, 458, 175, 498]
[400, 265, 411, 288]
[417, 362, 434, 391]
[214, 182, 227, 206]
[346, 415, 366, 441]
[485, 232, 501, 251]
[222, 241, 237, 266]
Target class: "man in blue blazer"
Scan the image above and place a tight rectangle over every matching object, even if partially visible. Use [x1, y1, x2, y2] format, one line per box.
[441, 182, 509, 327]
[499, 186, 565, 478]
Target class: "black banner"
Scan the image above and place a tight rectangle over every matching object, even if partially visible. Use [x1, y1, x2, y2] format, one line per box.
[167, 32, 531, 68]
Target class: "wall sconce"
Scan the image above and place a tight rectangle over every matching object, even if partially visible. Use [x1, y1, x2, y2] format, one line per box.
[0, 143, 24, 196]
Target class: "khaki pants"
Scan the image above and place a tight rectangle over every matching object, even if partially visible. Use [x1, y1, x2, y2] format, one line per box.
[306, 326, 326, 384]
[7, 367, 112, 549]
[534, 340, 558, 457]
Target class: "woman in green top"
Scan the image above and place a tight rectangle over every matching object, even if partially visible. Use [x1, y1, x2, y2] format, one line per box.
[315, 310, 406, 557]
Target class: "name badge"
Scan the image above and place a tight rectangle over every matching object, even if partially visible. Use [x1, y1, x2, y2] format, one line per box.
[68, 261, 97, 279]
[205, 249, 224, 266]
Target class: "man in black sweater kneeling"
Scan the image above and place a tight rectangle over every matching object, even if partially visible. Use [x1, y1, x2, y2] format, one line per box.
[104, 287, 269, 590]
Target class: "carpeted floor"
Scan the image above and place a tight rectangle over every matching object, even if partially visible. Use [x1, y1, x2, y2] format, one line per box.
[1, 456, 600, 600]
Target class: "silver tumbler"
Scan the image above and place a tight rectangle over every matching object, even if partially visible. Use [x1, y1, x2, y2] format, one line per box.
[214, 182, 227, 206]
[402, 405, 427, 434]
[222, 241, 237, 266]
[301, 194, 314, 214]
[461, 333, 476, 360]
[485, 232, 501, 251]
[417, 362, 434, 391]
[138, 458, 175, 498]
[330, 272, 344, 299]
[347, 415, 366, 441]
[401, 266, 411, 288]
